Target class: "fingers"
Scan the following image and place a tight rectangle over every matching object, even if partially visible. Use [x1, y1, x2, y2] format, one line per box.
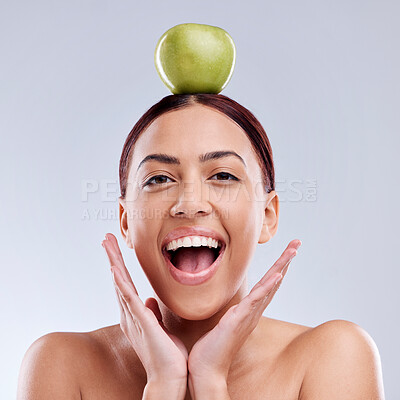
[112, 269, 126, 318]
[107, 247, 188, 378]
[232, 239, 302, 322]
[105, 233, 126, 266]
[115, 278, 144, 338]
[112, 266, 161, 341]
[256, 239, 302, 297]
[111, 266, 146, 317]
[102, 233, 137, 294]
[259, 239, 301, 286]
[102, 233, 129, 277]
[102, 233, 145, 324]
[242, 271, 283, 311]
[110, 268, 133, 339]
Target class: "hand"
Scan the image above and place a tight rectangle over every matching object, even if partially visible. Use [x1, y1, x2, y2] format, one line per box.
[101, 233, 188, 393]
[187, 239, 302, 395]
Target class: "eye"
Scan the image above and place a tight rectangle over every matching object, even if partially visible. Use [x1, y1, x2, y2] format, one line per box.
[143, 172, 239, 187]
[144, 175, 173, 186]
[210, 172, 239, 181]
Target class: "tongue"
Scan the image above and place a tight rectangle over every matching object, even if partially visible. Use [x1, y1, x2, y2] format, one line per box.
[172, 247, 216, 273]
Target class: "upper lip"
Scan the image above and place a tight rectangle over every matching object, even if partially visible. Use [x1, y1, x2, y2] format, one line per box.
[161, 225, 227, 251]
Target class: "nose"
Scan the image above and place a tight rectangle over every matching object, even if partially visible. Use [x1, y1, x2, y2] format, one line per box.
[170, 179, 213, 218]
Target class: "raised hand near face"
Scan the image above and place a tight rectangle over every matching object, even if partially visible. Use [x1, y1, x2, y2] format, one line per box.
[187, 239, 302, 397]
[102, 234, 301, 399]
[101, 233, 188, 399]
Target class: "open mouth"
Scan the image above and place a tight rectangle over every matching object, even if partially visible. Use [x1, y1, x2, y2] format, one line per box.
[162, 241, 225, 274]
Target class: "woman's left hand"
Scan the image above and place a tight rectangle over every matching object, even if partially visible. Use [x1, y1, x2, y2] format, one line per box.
[187, 239, 302, 395]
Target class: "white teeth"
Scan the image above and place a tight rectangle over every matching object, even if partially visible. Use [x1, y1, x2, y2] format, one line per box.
[182, 237, 191, 247]
[166, 235, 221, 252]
[192, 237, 202, 247]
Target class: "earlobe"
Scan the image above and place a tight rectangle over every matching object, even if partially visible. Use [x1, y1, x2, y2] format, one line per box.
[258, 190, 280, 244]
[118, 197, 133, 249]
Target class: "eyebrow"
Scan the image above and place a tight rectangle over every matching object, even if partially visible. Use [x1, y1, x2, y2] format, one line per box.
[137, 150, 246, 172]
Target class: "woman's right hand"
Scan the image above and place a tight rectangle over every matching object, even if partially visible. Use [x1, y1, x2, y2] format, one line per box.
[101, 233, 188, 396]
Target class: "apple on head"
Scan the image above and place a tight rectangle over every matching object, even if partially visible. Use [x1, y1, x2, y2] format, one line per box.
[154, 23, 236, 94]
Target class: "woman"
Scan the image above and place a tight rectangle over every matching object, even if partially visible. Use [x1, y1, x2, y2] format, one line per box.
[17, 94, 385, 399]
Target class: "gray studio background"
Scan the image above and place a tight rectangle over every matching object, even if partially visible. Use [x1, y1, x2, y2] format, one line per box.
[1, 0, 399, 398]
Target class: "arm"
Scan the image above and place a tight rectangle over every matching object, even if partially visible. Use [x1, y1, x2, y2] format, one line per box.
[17, 333, 82, 400]
[300, 320, 385, 400]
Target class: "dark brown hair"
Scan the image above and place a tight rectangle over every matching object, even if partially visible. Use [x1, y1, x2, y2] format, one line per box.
[119, 94, 275, 199]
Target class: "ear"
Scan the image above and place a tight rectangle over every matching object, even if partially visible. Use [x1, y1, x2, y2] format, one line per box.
[118, 196, 133, 249]
[258, 190, 280, 244]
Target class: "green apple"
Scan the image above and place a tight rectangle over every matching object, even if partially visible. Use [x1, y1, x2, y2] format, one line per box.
[154, 23, 236, 94]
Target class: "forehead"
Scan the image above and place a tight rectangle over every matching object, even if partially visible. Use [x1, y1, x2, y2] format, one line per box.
[130, 104, 258, 170]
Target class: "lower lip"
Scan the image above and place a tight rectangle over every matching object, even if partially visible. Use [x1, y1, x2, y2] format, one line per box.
[162, 244, 226, 286]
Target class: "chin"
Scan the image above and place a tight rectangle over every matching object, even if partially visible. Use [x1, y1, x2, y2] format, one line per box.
[176, 305, 219, 321]
[160, 288, 233, 321]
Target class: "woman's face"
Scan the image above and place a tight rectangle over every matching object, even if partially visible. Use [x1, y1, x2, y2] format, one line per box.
[119, 104, 279, 320]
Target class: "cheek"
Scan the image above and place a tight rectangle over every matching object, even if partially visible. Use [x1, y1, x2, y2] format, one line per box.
[126, 209, 171, 291]
[125, 183, 260, 304]
[132, 234, 172, 297]
[129, 196, 170, 220]
[127, 213, 161, 273]
[223, 186, 260, 239]
[224, 203, 260, 278]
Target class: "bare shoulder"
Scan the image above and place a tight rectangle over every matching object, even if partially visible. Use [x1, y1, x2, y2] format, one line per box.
[258, 316, 313, 353]
[17, 331, 86, 399]
[18, 326, 145, 400]
[256, 318, 384, 399]
[298, 319, 385, 399]
[247, 317, 312, 399]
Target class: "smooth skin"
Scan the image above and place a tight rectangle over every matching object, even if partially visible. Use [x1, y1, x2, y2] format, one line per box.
[102, 233, 299, 399]
[17, 105, 385, 399]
